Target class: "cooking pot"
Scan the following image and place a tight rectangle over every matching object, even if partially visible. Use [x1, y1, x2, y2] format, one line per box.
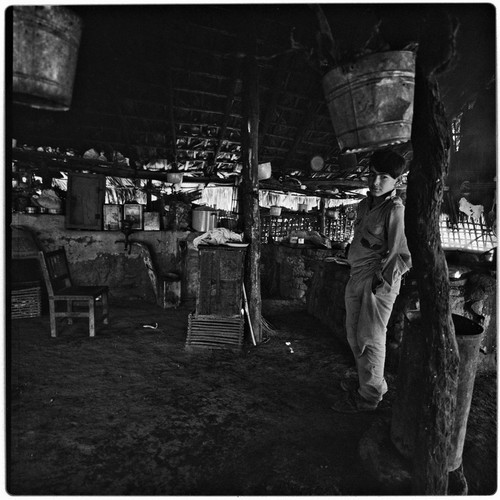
[192, 206, 218, 232]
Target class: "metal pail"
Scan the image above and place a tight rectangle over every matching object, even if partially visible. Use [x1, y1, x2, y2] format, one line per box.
[390, 312, 484, 472]
[322, 51, 416, 153]
[13, 6, 83, 111]
[448, 314, 484, 471]
[192, 207, 218, 232]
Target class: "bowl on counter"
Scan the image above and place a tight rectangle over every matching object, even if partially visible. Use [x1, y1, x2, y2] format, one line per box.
[218, 216, 238, 231]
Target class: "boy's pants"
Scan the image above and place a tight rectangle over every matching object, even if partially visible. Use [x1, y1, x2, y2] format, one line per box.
[344, 271, 401, 404]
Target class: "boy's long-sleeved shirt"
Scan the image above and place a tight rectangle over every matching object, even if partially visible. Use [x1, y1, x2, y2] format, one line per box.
[347, 189, 412, 285]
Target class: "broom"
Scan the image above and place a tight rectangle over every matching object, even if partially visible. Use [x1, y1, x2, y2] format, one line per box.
[242, 285, 278, 345]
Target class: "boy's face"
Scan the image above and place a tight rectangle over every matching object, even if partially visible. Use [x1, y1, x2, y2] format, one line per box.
[368, 167, 397, 197]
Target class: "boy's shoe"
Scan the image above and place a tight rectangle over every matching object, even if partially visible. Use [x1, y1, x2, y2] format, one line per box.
[340, 377, 359, 392]
[331, 391, 378, 414]
[340, 366, 358, 392]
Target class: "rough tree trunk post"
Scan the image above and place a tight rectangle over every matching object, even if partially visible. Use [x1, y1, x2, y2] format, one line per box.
[404, 11, 460, 493]
[240, 50, 263, 344]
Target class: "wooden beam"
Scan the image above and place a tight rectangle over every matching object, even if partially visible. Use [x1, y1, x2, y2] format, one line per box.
[165, 66, 177, 162]
[240, 35, 262, 344]
[208, 67, 241, 176]
[319, 198, 326, 234]
[259, 51, 292, 143]
[401, 9, 461, 494]
[406, 68, 460, 494]
[283, 101, 323, 168]
[12, 149, 236, 185]
[104, 76, 133, 154]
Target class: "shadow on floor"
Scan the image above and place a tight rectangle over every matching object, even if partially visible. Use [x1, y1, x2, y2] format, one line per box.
[7, 299, 497, 495]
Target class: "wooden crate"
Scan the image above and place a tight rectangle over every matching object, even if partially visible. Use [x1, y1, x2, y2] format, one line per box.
[11, 281, 41, 319]
[196, 246, 246, 316]
[185, 313, 244, 351]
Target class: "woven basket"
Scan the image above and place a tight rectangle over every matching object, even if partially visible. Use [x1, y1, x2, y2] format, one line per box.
[11, 282, 41, 319]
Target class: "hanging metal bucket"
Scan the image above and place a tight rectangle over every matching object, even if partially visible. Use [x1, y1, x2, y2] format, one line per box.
[13, 6, 83, 111]
[322, 51, 416, 153]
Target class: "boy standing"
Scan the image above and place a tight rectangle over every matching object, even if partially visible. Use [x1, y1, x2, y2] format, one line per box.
[333, 149, 412, 413]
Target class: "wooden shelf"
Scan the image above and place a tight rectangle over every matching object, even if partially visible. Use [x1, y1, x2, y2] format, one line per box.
[11, 149, 237, 185]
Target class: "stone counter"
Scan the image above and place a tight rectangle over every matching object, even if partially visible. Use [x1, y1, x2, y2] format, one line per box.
[306, 258, 496, 372]
[306, 260, 351, 343]
[10, 213, 191, 303]
[260, 243, 341, 301]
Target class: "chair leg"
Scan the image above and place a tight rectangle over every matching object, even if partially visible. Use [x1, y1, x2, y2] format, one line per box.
[66, 299, 73, 325]
[89, 299, 95, 337]
[102, 291, 109, 325]
[49, 299, 57, 337]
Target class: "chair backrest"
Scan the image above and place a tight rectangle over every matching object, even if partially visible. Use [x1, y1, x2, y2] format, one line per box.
[39, 247, 72, 296]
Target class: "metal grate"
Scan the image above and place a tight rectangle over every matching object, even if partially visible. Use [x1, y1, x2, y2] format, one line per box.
[185, 313, 244, 351]
[324, 213, 354, 243]
[260, 213, 321, 243]
[439, 214, 497, 252]
[260, 212, 354, 244]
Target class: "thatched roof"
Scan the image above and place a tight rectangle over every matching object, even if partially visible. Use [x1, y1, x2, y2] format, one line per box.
[9, 4, 496, 197]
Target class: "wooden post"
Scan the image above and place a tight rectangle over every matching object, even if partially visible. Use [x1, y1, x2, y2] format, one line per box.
[402, 11, 461, 493]
[165, 66, 177, 164]
[240, 51, 262, 344]
[39, 161, 52, 189]
[210, 67, 240, 177]
[319, 198, 326, 234]
[146, 179, 152, 210]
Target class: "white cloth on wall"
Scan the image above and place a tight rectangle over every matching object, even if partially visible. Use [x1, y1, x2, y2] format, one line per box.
[198, 186, 236, 212]
[259, 189, 363, 211]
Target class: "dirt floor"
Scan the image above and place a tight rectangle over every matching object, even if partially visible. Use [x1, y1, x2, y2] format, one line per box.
[7, 298, 497, 495]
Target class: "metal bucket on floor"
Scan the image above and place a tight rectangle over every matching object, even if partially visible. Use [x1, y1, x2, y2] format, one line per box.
[448, 314, 484, 471]
[391, 312, 484, 471]
[322, 51, 416, 153]
[13, 5, 83, 111]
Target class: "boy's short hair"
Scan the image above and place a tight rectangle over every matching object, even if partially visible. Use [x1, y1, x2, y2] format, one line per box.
[369, 150, 406, 179]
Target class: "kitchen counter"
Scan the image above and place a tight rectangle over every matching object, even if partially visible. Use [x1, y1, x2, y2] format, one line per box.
[10, 212, 190, 302]
[306, 256, 496, 372]
[260, 242, 342, 301]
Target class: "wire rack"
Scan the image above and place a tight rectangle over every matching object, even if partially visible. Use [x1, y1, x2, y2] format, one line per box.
[439, 214, 497, 252]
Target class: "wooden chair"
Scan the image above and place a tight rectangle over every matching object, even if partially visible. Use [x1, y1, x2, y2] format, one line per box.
[38, 248, 109, 337]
